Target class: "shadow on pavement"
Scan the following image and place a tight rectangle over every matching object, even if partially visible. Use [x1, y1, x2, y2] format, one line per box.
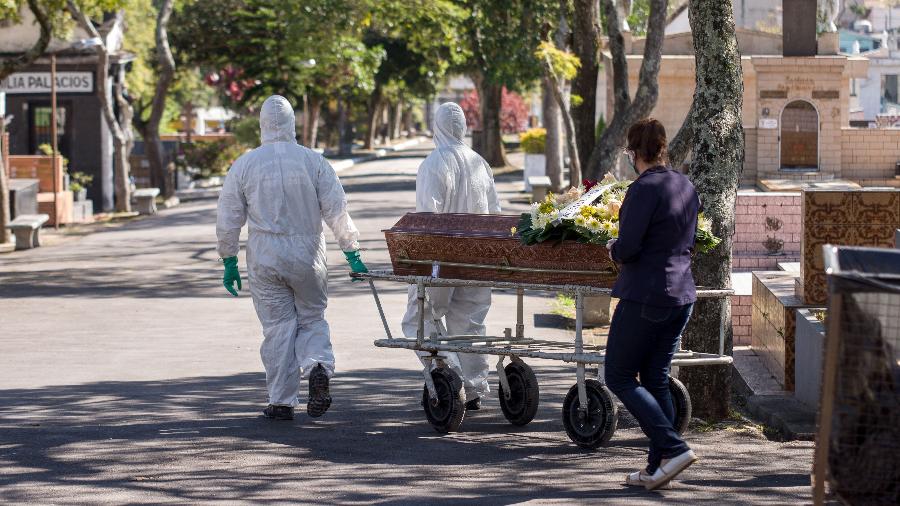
[0, 366, 807, 504]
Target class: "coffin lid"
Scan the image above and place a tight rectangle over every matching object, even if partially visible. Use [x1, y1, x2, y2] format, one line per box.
[384, 212, 521, 239]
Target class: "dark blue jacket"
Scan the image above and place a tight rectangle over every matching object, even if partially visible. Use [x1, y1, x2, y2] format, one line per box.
[610, 166, 699, 307]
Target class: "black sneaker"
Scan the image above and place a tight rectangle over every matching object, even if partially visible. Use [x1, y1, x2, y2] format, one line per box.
[262, 404, 294, 420]
[465, 397, 481, 411]
[307, 364, 332, 418]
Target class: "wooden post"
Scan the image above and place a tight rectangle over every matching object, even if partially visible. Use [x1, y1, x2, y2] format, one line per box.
[50, 54, 59, 229]
[812, 292, 843, 504]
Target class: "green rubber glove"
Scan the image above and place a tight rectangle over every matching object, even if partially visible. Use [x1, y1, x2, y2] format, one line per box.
[222, 256, 242, 296]
[344, 250, 368, 282]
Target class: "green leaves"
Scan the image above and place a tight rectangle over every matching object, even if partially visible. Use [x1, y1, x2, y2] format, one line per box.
[536, 41, 581, 81]
[460, 0, 558, 90]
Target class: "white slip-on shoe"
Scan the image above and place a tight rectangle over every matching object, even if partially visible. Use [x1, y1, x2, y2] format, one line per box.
[625, 470, 671, 489]
[644, 449, 698, 491]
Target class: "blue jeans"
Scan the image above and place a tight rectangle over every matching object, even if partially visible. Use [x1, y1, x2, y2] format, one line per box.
[604, 299, 694, 473]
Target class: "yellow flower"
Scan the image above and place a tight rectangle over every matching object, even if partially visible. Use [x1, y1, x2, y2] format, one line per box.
[510, 226, 517, 235]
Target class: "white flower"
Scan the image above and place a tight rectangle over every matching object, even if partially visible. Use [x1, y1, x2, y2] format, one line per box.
[698, 213, 713, 233]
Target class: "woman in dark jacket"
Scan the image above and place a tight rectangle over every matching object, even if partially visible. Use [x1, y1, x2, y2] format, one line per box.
[605, 118, 700, 490]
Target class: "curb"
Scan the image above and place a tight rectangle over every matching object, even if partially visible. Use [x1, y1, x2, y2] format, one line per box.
[732, 361, 817, 441]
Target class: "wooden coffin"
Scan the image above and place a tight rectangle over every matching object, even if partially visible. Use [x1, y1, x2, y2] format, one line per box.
[384, 213, 618, 287]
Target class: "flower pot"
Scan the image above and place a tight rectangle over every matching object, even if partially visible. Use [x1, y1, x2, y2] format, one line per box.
[74, 189, 87, 202]
[523, 153, 546, 191]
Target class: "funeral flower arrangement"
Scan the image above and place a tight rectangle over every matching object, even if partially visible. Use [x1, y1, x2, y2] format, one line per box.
[516, 176, 721, 254]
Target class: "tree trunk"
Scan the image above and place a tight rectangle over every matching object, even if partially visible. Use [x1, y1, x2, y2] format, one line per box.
[363, 89, 383, 150]
[115, 65, 135, 212]
[69, 3, 132, 212]
[402, 107, 413, 137]
[678, 0, 744, 421]
[543, 63, 582, 187]
[337, 100, 354, 157]
[478, 82, 508, 167]
[391, 100, 403, 140]
[571, 0, 601, 169]
[668, 100, 697, 169]
[0, 119, 9, 243]
[307, 96, 321, 147]
[585, 0, 666, 179]
[144, 0, 176, 197]
[542, 79, 564, 191]
[386, 101, 396, 141]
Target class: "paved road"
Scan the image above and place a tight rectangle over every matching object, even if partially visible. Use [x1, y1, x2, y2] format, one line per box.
[0, 144, 813, 504]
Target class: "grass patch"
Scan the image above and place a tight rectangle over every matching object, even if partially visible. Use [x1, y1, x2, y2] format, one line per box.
[550, 293, 576, 319]
[688, 407, 769, 440]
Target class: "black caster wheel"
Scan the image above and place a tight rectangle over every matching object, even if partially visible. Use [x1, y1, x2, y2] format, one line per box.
[422, 367, 466, 433]
[669, 375, 692, 434]
[498, 360, 539, 426]
[562, 379, 618, 449]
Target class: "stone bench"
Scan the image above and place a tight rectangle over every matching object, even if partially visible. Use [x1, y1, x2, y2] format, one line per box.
[7, 214, 49, 250]
[528, 176, 552, 202]
[133, 188, 160, 215]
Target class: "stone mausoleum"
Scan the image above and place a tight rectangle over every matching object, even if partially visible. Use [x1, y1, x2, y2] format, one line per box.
[601, 20, 900, 189]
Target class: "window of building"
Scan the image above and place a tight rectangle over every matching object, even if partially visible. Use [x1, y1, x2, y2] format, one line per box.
[851, 78, 858, 97]
[882, 74, 899, 112]
[28, 104, 69, 156]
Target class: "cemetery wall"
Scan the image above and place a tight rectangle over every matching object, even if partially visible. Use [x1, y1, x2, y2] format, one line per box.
[733, 191, 802, 271]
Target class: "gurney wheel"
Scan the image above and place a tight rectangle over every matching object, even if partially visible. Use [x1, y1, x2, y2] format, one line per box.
[562, 379, 618, 449]
[499, 360, 539, 426]
[669, 375, 692, 434]
[421, 367, 466, 433]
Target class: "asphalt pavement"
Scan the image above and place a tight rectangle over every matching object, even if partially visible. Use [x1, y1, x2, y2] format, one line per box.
[0, 143, 814, 504]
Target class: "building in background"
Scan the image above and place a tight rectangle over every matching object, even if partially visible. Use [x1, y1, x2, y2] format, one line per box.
[0, 8, 131, 211]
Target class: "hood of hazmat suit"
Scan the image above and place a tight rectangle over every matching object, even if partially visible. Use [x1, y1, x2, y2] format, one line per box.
[402, 102, 501, 400]
[216, 95, 359, 407]
[416, 102, 502, 214]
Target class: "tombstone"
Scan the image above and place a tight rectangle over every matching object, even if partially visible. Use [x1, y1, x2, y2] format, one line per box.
[783, 0, 817, 57]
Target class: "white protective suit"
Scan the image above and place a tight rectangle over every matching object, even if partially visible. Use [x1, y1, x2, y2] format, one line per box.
[217, 95, 360, 407]
[400, 102, 502, 400]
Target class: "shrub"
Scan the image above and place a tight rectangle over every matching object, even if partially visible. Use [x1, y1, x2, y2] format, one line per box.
[178, 137, 246, 179]
[519, 128, 546, 154]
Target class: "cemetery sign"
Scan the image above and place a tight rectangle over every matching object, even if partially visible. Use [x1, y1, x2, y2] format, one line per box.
[0, 72, 94, 94]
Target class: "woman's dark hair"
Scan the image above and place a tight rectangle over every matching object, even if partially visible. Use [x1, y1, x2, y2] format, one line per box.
[626, 118, 667, 164]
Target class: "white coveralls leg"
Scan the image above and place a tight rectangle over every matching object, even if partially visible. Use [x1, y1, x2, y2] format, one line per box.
[216, 95, 360, 407]
[400, 102, 502, 401]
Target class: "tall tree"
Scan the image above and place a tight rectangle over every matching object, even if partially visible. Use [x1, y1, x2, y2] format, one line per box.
[172, 0, 382, 148]
[67, 1, 133, 212]
[132, 0, 176, 198]
[361, 1, 468, 150]
[584, 0, 666, 179]
[676, 0, 744, 421]
[570, 0, 601, 169]
[461, 0, 556, 167]
[537, 41, 582, 186]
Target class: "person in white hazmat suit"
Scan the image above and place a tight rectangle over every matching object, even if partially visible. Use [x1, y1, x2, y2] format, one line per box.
[217, 95, 368, 421]
[401, 102, 501, 410]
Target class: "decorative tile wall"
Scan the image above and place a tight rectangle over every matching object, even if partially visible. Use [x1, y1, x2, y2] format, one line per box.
[801, 189, 900, 304]
[751, 271, 818, 390]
